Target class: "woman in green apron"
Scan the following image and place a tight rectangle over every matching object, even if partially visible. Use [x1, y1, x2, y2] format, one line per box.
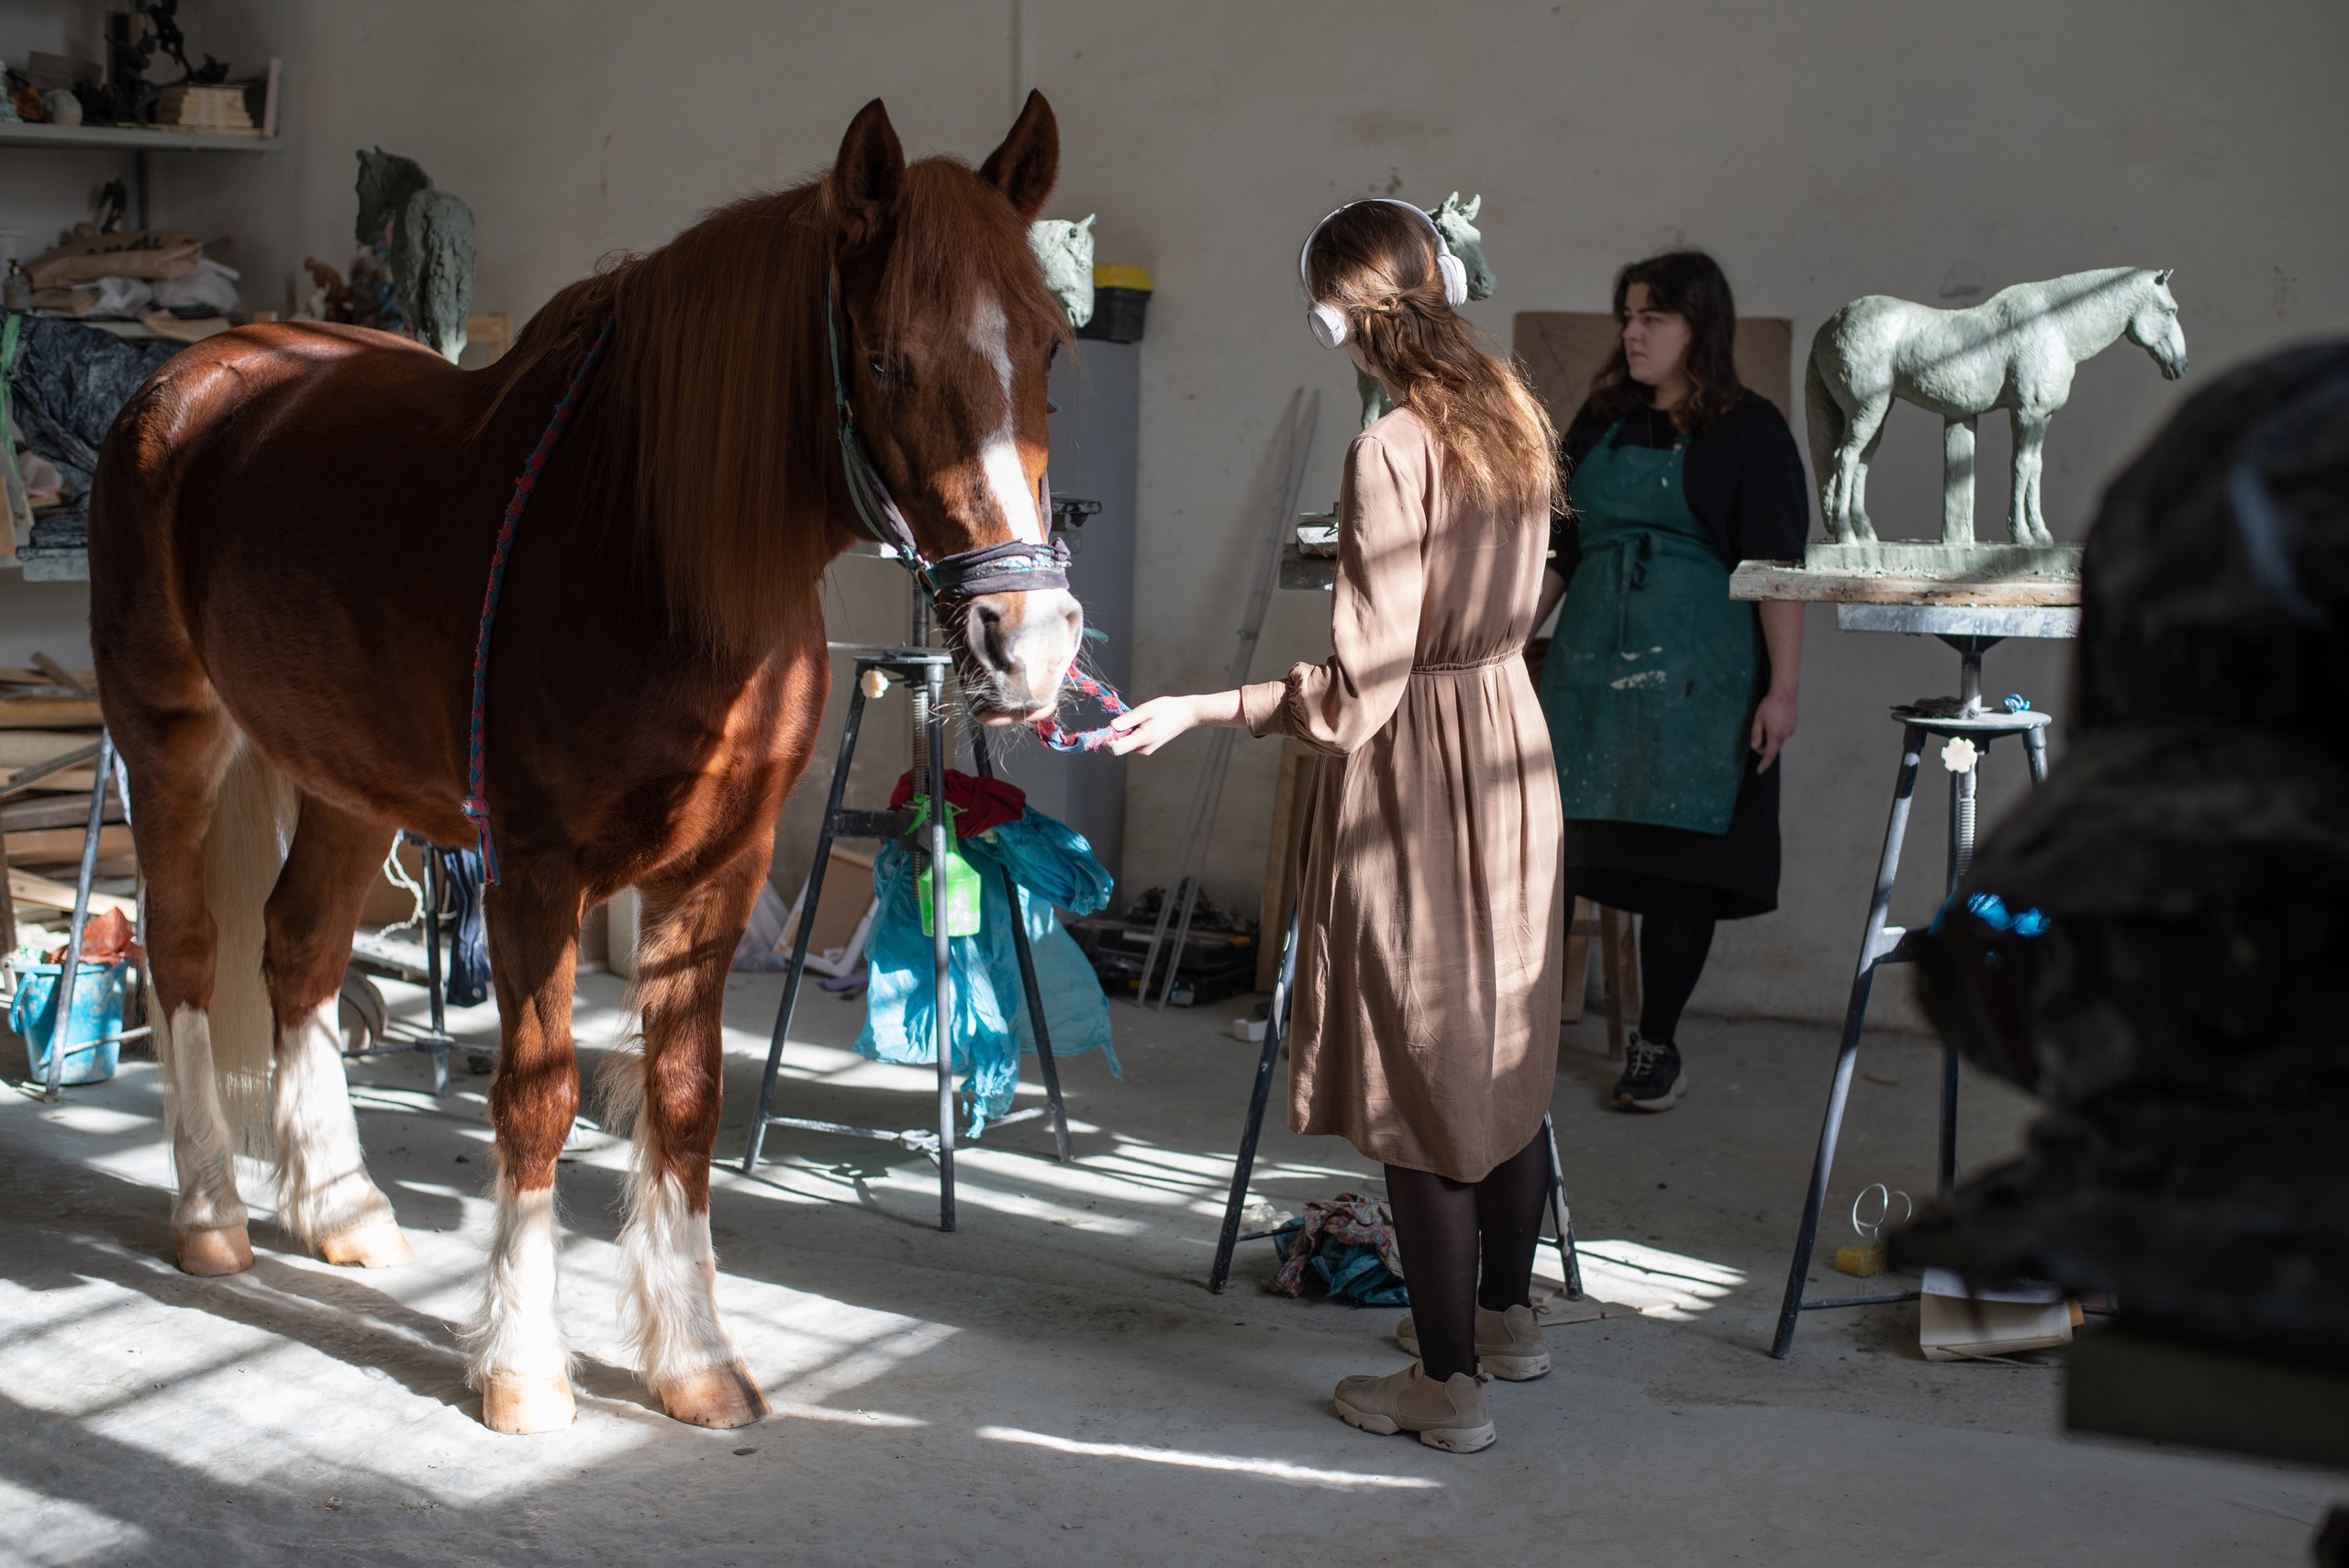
[1533, 251, 1809, 1112]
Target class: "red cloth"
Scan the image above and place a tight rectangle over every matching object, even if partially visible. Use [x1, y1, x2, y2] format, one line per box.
[43, 906, 140, 965]
[888, 768, 1027, 836]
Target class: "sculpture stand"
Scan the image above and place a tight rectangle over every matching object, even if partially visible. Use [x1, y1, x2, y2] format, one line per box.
[739, 617, 1074, 1233]
[1760, 602, 2065, 1358]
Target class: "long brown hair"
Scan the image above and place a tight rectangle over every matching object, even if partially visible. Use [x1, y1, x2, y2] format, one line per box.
[1306, 202, 1555, 513]
[1586, 250, 1743, 436]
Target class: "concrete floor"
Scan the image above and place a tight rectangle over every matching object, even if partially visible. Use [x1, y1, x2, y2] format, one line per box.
[2, 972, 2338, 1566]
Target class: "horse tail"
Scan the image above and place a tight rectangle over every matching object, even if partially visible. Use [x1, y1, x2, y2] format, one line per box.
[1803, 325, 1842, 500]
[195, 738, 298, 1156]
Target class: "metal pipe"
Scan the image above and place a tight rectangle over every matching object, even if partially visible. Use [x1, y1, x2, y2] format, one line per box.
[44, 731, 116, 1101]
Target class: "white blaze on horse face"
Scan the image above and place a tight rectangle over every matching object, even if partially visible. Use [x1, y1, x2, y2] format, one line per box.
[970, 292, 1044, 544]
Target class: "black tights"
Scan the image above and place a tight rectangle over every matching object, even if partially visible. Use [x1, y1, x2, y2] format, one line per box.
[1383, 1129, 1553, 1381]
[1636, 894, 1717, 1048]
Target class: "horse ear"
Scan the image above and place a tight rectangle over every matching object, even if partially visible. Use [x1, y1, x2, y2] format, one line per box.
[981, 90, 1059, 222]
[831, 99, 906, 251]
[1464, 194, 1481, 221]
[2154, 268, 2175, 286]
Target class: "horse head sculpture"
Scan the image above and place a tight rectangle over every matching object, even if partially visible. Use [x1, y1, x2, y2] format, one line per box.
[1028, 212, 1097, 330]
[1356, 192, 1498, 429]
[1431, 193, 1495, 304]
[826, 94, 1084, 724]
[2127, 269, 2189, 382]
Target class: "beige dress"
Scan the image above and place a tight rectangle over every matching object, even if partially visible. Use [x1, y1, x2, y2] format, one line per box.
[1239, 407, 1565, 1184]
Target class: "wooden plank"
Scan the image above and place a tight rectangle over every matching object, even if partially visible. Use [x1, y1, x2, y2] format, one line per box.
[1729, 561, 2083, 606]
[0, 731, 100, 763]
[0, 668, 97, 689]
[6, 825, 134, 864]
[7, 867, 137, 917]
[0, 697, 104, 728]
[1, 795, 126, 831]
[0, 771, 98, 796]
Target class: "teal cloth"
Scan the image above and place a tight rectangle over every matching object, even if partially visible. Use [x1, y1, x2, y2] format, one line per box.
[856, 806, 1120, 1134]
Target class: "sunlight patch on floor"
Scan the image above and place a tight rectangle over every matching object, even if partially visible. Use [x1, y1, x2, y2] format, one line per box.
[1547, 1240, 1745, 1320]
[0, 1473, 150, 1568]
[978, 1426, 1442, 1491]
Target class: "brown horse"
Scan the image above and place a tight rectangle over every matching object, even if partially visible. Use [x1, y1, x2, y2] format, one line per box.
[86, 95, 1080, 1435]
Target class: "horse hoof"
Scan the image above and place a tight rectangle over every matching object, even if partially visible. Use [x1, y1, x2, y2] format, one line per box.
[319, 1221, 414, 1268]
[654, 1362, 771, 1429]
[175, 1225, 253, 1276]
[481, 1372, 577, 1434]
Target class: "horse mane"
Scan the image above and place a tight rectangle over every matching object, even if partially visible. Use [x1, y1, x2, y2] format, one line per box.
[480, 156, 1064, 663]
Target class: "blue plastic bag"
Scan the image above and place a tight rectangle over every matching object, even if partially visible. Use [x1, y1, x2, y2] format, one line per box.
[856, 806, 1119, 1133]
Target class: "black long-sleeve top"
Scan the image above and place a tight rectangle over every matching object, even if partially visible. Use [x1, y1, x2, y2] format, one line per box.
[1547, 389, 1811, 580]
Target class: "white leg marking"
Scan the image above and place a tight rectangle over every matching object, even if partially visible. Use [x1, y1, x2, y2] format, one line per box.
[464, 1172, 571, 1386]
[161, 1005, 247, 1235]
[969, 291, 1043, 543]
[271, 1000, 396, 1245]
[619, 1118, 741, 1387]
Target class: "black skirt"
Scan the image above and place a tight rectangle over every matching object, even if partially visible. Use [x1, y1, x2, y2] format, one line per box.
[1564, 750, 1781, 920]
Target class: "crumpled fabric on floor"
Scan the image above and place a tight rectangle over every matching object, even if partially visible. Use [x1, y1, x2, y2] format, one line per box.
[1265, 1193, 1410, 1307]
[856, 805, 1119, 1134]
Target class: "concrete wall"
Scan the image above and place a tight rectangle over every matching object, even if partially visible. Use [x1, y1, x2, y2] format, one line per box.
[15, 1, 2342, 1021]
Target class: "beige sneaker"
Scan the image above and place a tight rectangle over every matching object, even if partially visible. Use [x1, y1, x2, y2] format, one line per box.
[1333, 1362, 1496, 1453]
[1395, 1303, 1551, 1380]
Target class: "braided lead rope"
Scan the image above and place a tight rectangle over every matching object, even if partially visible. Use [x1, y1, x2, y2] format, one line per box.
[1030, 658, 1132, 753]
[462, 314, 618, 884]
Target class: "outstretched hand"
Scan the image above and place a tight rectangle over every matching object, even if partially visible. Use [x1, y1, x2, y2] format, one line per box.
[1106, 695, 1208, 756]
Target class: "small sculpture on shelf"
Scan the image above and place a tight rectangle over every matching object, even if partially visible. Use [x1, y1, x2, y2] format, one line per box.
[1029, 214, 1096, 330]
[305, 150, 477, 363]
[1805, 268, 2188, 571]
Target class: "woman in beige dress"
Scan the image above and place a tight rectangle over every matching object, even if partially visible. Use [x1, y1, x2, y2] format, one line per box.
[1109, 199, 1564, 1453]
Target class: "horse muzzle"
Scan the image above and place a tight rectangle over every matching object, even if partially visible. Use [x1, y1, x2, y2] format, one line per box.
[957, 586, 1083, 725]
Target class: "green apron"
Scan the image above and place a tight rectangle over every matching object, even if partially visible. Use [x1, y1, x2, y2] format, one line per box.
[1540, 422, 1757, 834]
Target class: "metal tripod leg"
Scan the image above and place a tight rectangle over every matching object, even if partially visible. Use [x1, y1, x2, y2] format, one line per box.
[970, 733, 1071, 1162]
[1771, 723, 1925, 1359]
[741, 681, 868, 1173]
[44, 730, 115, 1102]
[1542, 1111, 1585, 1301]
[1208, 907, 1297, 1293]
[422, 846, 451, 1095]
[925, 661, 956, 1232]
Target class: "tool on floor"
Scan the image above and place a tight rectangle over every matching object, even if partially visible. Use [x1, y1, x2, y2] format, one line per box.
[1835, 1183, 1910, 1277]
[1205, 906, 1585, 1301]
[1769, 617, 2058, 1357]
[1134, 387, 1319, 1008]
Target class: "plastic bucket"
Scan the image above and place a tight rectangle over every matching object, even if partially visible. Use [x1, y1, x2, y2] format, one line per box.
[10, 961, 128, 1086]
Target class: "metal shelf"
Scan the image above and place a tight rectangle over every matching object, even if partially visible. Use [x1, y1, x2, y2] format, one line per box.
[0, 121, 278, 153]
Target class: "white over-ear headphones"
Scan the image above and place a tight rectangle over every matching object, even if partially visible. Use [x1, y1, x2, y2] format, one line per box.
[1298, 198, 1469, 350]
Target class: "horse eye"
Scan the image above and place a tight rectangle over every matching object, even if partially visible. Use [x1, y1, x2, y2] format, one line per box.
[867, 352, 906, 386]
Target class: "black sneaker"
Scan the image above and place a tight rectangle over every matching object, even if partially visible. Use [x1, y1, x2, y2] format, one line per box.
[1612, 1031, 1687, 1111]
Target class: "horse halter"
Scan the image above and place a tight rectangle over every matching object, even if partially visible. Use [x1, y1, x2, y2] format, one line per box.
[825, 266, 1071, 602]
[1297, 198, 1468, 351]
